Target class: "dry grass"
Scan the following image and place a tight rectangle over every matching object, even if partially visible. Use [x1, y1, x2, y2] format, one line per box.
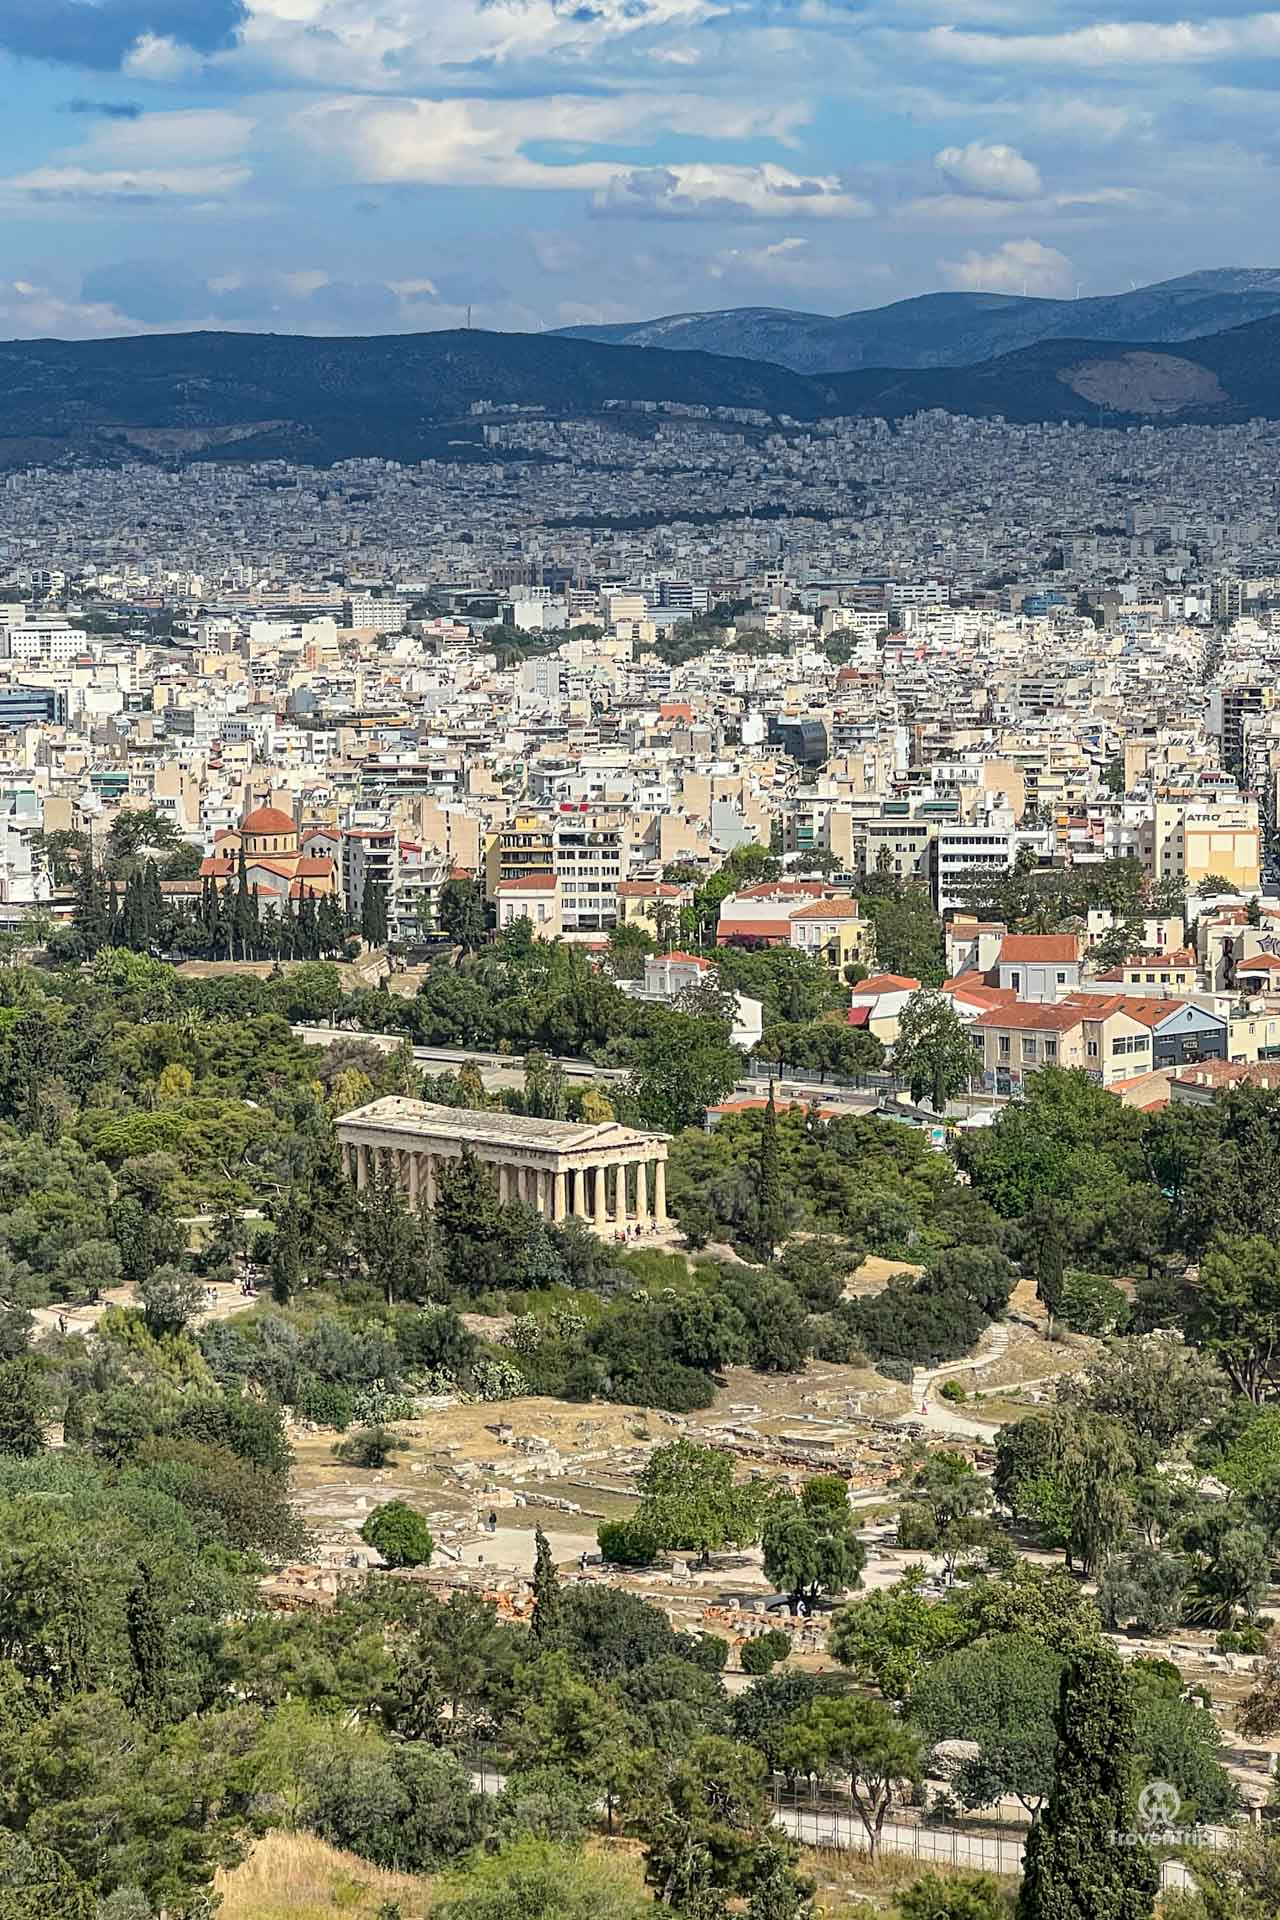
[803, 1846, 1019, 1916]
[215, 1830, 428, 1920]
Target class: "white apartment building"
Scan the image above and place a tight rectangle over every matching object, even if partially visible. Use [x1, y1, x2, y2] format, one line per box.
[347, 596, 410, 633]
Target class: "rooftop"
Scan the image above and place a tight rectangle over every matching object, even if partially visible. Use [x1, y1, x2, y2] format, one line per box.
[336, 1095, 667, 1153]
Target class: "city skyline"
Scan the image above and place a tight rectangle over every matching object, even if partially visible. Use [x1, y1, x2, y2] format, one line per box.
[0, 0, 1279, 339]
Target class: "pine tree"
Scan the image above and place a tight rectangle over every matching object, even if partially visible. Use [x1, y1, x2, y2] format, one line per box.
[531, 1526, 563, 1643]
[1016, 1648, 1159, 1920]
[754, 1081, 786, 1261]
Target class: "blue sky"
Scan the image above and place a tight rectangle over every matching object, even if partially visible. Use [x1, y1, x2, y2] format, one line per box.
[0, 0, 1278, 336]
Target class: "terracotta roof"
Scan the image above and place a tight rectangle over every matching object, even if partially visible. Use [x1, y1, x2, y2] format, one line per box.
[853, 973, 920, 994]
[998, 935, 1079, 964]
[942, 979, 1018, 1009]
[1235, 953, 1280, 970]
[617, 880, 685, 898]
[791, 898, 861, 921]
[658, 951, 709, 968]
[497, 873, 558, 892]
[973, 1002, 1085, 1032]
[241, 804, 296, 835]
[716, 921, 790, 942]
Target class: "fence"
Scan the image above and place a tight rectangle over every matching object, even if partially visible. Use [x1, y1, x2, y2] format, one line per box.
[769, 1775, 1229, 1888]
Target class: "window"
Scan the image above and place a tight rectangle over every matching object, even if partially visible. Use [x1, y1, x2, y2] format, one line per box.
[1044, 1040, 1058, 1062]
[1010, 971, 1021, 991]
[1087, 1039, 1099, 1058]
[999, 1035, 1011, 1057]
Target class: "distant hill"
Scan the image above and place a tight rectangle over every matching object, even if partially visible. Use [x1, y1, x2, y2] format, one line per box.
[3, 311, 1280, 470]
[0, 327, 834, 468]
[555, 270, 1280, 373]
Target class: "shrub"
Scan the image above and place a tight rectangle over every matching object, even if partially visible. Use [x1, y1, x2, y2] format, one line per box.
[293, 1376, 354, 1430]
[740, 1628, 791, 1675]
[598, 1517, 661, 1566]
[940, 1380, 966, 1404]
[332, 1424, 408, 1470]
[362, 1499, 434, 1568]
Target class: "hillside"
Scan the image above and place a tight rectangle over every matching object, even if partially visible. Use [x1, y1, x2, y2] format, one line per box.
[2, 311, 1280, 469]
[556, 269, 1280, 373]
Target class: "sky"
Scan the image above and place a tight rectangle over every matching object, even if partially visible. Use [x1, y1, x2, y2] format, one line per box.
[0, 0, 1278, 338]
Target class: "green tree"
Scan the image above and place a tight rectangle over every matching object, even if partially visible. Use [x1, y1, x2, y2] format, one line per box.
[0, 1835, 95, 1920]
[1186, 1236, 1280, 1402]
[761, 1476, 866, 1613]
[827, 1568, 968, 1704]
[779, 1694, 922, 1861]
[896, 1451, 996, 1579]
[912, 1635, 1063, 1819]
[636, 1440, 761, 1567]
[993, 1407, 1136, 1577]
[1061, 1333, 1227, 1468]
[362, 1500, 435, 1567]
[895, 1873, 1012, 1920]
[1015, 1649, 1158, 1920]
[439, 878, 488, 950]
[333, 1424, 408, 1471]
[892, 989, 975, 1112]
[0, 1356, 50, 1456]
[531, 1527, 563, 1644]
[626, 1012, 742, 1134]
[626, 1734, 803, 1913]
[753, 1084, 787, 1261]
[432, 1839, 652, 1920]
[137, 1265, 205, 1339]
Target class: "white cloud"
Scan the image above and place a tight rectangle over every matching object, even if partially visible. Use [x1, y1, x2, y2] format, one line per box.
[88, 109, 255, 163]
[915, 14, 1280, 71]
[238, 0, 731, 90]
[935, 140, 1041, 200]
[0, 164, 250, 202]
[290, 92, 810, 193]
[122, 33, 203, 81]
[595, 163, 871, 220]
[0, 279, 151, 337]
[708, 235, 810, 279]
[939, 237, 1073, 296]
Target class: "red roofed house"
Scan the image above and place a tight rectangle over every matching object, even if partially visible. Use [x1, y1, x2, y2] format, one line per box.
[996, 934, 1083, 1003]
[717, 884, 874, 976]
[200, 804, 339, 904]
[848, 973, 920, 1046]
[495, 872, 561, 939]
[970, 993, 1155, 1093]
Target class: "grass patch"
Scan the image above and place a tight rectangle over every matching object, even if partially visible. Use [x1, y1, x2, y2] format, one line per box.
[215, 1830, 427, 1920]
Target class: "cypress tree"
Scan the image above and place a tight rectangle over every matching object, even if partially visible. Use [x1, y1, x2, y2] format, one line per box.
[1016, 1647, 1159, 1920]
[531, 1526, 563, 1643]
[71, 842, 110, 953]
[125, 1562, 169, 1724]
[754, 1081, 786, 1261]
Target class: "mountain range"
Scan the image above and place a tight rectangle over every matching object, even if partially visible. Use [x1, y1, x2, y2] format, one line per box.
[4, 274, 1280, 469]
[555, 269, 1280, 373]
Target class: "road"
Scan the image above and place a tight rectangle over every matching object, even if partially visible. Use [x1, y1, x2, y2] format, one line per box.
[292, 1024, 881, 1113]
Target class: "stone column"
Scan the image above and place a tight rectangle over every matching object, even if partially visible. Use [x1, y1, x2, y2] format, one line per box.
[553, 1169, 567, 1222]
[422, 1154, 438, 1210]
[635, 1159, 648, 1229]
[406, 1151, 420, 1210]
[355, 1140, 369, 1190]
[592, 1164, 608, 1233]
[570, 1168, 585, 1218]
[653, 1156, 668, 1227]
[341, 1141, 353, 1180]
[613, 1160, 628, 1229]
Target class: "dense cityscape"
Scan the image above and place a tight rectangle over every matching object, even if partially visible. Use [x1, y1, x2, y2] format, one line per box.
[0, 368, 1280, 1920]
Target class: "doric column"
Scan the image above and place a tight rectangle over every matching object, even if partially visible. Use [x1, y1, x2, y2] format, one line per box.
[553, 1169, 567, 1222]
[635, 1159, 648, 1229]
[406, 1151, 420, 1210]
[355, 1140, 369, 1190]
[653, 1156, 668, 1227]
[570, 1168, 585, 1218]
[422, 1154, 438, 1210]
[592, 1165, 608, 1233]
[613, 1160, 628, 1229]
[341, 1141, 353, 1180]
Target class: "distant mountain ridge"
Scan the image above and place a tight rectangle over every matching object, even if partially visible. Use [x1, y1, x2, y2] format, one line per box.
[4, 304, 1280, 470]
[555, 269, 1280, 373]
